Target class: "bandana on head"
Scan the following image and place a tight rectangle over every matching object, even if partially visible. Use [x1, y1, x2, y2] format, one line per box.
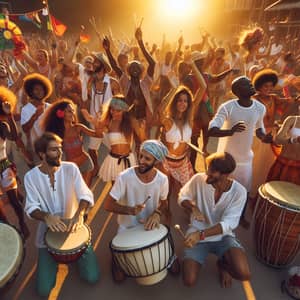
[140, 140, 168, 161]
[110, 97, 129, 111]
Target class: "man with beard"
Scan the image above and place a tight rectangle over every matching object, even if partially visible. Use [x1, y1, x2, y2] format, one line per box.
[24, 132, 100, 297]
[21, 73, 52, 158]
[178, 152, 251, 288]
[103, 27, 155, 147]
[83, 52, 120, 176]
[104, 140, 178, 282]
[208, 76, 273, 227]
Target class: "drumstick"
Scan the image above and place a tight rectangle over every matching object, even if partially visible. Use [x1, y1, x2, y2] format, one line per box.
[242, 281, 256, 300]
[174, 224, 185, 239]
[143, 195, 151, 206]
[186, 142, 207, 171]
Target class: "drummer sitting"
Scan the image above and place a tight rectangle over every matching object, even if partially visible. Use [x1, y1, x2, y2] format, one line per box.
[104, 139, 179, 282]
[178, 152, 251, 288]
[24, 132, 100, 297]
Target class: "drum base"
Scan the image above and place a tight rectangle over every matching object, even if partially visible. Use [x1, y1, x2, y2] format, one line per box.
[135, 269, 167, 285]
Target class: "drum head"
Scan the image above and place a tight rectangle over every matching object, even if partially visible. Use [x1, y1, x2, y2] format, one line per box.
[112, 224, 168, 250]
[261, 181, 300, 210]
[45, 224, 90, 252]
[0, 223, 23, 288]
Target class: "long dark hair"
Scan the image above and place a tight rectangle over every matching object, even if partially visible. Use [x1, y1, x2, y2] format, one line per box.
[41, 98, 77, 139]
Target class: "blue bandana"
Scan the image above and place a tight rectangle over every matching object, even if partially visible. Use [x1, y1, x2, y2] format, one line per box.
[140, 140, 168, 161]
[110, 98, 129, 111]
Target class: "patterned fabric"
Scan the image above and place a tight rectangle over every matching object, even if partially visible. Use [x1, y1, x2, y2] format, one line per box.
[163, 155, 194, 186]
[140, 140, 168, 161]
[267, 156, 300, 185]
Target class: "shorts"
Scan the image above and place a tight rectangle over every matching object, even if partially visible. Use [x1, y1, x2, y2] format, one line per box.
[183, 235, 244, 265]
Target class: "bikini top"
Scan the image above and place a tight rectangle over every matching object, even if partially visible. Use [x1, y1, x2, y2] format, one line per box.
[165, 121, 192, 149]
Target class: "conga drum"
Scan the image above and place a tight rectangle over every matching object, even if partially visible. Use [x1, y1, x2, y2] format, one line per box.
[45, 223, 91, 264]
[110, 224, 174, 285]
[253, 181, 300, 267]
[0, 222, 24, 288]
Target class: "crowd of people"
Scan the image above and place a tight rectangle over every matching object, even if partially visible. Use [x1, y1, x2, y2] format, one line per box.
[0, 16, 300, 297]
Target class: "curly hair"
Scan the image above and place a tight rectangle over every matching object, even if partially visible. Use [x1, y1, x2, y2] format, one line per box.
[240, 27, 264, 52]
[41, 98, 77, 139]
[23, 73, 53, 101]
[0, 86, 17, 115]
[253, 69, 278, 91]
[100, 95, 132, 141]
[165, 85, 194, 127]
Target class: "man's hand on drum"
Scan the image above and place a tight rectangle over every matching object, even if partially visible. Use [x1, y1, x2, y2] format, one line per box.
[144, 211, 160, 231]
[45, 214, 67, 232]
[68, 213, 84, 233]
[184, 231, 200, 248]
[191, 206, 206, 223]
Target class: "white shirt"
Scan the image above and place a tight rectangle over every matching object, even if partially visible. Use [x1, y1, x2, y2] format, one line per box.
[78, 63, 91, 102]
[178, 173, 247, 242]
[110, 166, 169, 231]
[209, 99, 266, 163]
[20, 102, 50, 146]
[24, 162, 94, 248]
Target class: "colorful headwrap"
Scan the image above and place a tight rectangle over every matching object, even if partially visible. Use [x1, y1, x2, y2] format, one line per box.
[140, 140, 168, 161]
[109, 97, 129, 111]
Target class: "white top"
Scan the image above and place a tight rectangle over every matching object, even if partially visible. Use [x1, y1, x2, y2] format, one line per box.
[24, 162, 94, 248]
[78, 63, 91, 102]
[290, 116, 300, 138]
[209, 99, 266, 163]
[165, 121, 192, 150]
[20, 102, 50, 146]
[178, 173, 247, 242]
[109, 166, 169, 231]
[0, 138, 6, 160]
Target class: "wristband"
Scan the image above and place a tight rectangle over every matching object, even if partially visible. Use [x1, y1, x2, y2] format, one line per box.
[289, 137, 297, 144]
[154, 209, 161, 216]
[199, 230, 205, 241]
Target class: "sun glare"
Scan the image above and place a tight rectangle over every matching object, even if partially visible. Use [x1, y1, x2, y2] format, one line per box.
[159, 0, 199, 18]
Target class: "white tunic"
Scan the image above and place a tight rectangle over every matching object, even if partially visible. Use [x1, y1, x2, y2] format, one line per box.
[20, 102, 50, 147]
[24, 162, 94, 248]
[178, 173, 247, 242]
[109, 166, 168, 231]
[209, 99, 266, 191]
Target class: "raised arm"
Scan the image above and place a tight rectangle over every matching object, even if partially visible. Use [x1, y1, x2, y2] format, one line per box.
[135, 27, 155, 78]
[103, 36, 123, 78]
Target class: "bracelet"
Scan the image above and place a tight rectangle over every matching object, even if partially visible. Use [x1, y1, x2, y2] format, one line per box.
[289, 137, 297, 144]
[154, 209, 161, 216]
[198, 230, 205, 241]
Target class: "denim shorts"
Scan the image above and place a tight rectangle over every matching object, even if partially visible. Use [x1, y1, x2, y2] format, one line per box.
[184, 235, 244, 265]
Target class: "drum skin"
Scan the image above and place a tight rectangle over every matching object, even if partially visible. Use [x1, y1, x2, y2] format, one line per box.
[0, 223, 24, 288]
[110, 224, 174, 285]
[253, 182, 300, 267]
[45, 223, 91, 264]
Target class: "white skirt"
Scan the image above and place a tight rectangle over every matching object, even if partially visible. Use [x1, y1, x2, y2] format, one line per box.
[98, 152, 136, 182]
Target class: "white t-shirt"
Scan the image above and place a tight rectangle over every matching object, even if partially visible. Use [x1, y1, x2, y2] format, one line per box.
[178, 173, 247, 242]
[110, 166, 169, 231]
[24, 162, 94, 248]
[20, 102, 50, 146]
[209, 99, 266, 163]
[78, 63, 91, 102]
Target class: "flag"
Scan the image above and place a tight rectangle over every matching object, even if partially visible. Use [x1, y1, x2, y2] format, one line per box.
[49, 14, 67, 36]
[80, 33, 90, 43]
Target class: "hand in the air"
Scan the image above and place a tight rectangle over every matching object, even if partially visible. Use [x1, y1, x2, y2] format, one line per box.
[2, 101, 11, 115]
[102, 36, 110, 51]
[45, 214, 67, 232]
[135, 27, 143, 41]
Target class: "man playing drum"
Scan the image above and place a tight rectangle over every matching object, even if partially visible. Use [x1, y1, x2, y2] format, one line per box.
[104, 139, 179, 282]
[178, 152, 251, 288]
[24, 132, 100, 297]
